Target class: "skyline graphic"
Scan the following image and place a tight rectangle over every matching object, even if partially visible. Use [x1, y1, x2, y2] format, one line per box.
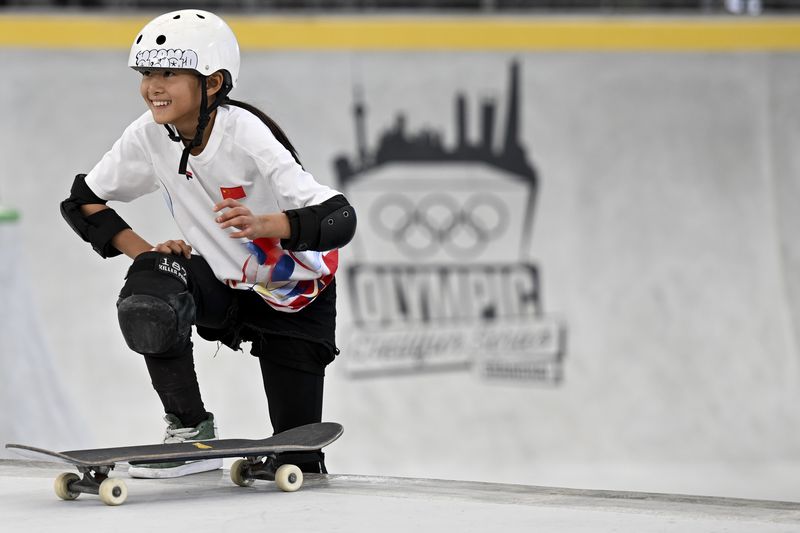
[334, 60, 537, 189]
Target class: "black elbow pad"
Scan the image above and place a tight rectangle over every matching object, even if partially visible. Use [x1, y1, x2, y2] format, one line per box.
[281, 194, 357, 252]
[317, 205, 356, 251]
[60, 174, 131, 258]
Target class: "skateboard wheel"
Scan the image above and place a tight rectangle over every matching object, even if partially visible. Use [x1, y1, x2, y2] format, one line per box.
[230, 459, 254, 487]
[54, 472, 81, 501]
[99, 478, 128, 506]
[274, 464, 303, 492]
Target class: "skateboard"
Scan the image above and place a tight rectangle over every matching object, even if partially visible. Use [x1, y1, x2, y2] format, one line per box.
[6, 421, 343, 506]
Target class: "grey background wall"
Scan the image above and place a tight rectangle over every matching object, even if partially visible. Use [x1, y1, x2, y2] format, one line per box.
[2, 46, 799, 500]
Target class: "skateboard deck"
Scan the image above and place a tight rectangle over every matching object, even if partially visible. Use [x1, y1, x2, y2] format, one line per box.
[5, 421, 343, 505]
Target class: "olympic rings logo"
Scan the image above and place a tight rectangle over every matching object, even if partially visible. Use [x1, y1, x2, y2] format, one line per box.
[370, 193, 508, 258]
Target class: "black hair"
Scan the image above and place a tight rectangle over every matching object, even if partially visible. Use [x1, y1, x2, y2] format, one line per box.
[223, 97, 303, 168]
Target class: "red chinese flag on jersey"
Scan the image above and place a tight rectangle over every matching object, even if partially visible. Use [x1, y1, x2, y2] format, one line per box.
[220, 186, 246, 201]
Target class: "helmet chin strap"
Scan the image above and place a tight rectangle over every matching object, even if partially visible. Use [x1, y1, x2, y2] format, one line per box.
[164, 74, 233, 176]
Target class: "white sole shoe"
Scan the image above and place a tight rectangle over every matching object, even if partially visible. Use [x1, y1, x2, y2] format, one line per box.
[127, 458, 223, 479]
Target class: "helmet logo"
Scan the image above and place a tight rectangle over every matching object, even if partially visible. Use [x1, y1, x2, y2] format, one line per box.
[136, 49, 198, 69]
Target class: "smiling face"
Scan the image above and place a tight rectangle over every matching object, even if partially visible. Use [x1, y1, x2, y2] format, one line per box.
[139, 68, 203, 137]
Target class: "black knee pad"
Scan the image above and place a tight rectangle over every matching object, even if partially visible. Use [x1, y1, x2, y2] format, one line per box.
[117, 252, 196, 356]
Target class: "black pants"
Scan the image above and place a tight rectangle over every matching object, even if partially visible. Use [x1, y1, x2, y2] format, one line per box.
[143, 352, 325, 434]
[125, 252, 333, 473]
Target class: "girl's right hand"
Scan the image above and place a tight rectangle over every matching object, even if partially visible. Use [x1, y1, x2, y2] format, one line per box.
[151, 239, 192, 259]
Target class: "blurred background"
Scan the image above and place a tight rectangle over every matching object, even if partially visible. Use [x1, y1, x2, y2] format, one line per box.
[0, 1, 799, 15]
[1, 0, 799, 503]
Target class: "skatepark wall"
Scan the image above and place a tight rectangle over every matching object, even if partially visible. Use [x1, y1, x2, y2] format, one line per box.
[2, 14, 800, 499]
[0, 221, 89, 451]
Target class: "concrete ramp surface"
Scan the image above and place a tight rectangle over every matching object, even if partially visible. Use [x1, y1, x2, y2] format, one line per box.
[0, 460, 797, 533]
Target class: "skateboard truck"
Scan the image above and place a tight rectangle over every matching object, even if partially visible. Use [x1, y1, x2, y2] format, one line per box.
[230, 455, 304, 492]
[54, 465, 128, 506]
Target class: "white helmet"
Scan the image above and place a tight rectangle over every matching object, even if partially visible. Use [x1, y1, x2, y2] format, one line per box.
[128, 9, 240, 87]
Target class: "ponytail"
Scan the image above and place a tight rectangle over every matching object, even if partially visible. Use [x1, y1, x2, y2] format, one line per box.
[223, 98, 303, 167]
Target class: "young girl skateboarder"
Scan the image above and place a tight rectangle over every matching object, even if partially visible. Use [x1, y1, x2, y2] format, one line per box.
[60, 10, 356, 478]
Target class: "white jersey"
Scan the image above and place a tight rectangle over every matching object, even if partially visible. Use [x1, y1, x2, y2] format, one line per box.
[85, 105, 340, 312]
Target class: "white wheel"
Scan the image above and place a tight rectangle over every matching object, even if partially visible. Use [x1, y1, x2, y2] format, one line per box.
[230, 459, 254, 487]
[54, 472, 81, 501]
[274, 464, 303, 492]
[98, 478, 128, 506]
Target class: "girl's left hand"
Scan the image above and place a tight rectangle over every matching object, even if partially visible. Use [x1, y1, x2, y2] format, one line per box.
[213, 199, 290, 240]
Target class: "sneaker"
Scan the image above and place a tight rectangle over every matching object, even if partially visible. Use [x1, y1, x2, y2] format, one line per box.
[128, 412, 223, 479]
